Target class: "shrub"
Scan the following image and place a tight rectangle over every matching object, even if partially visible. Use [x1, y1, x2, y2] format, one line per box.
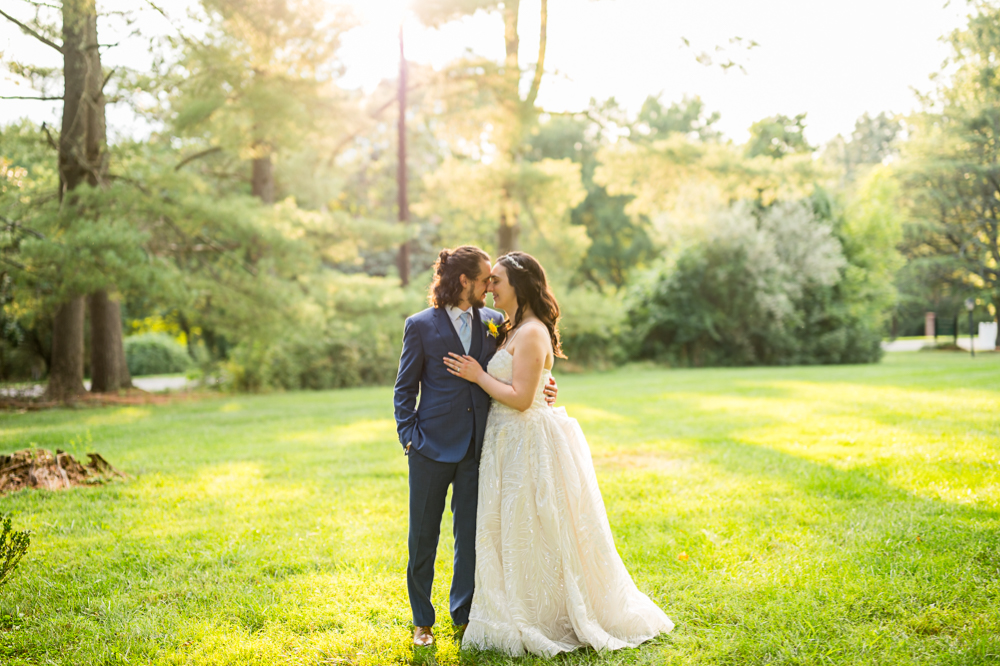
[222, 272, 425, 392]
[628, 200, 887, 366]
[0, 513, 30, 591]
[124, 332, 193, 376]
[557, 288, 630, 370]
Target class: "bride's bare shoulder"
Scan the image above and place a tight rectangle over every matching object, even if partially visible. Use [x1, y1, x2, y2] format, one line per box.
[512, 319, 546, 338]
[510, 321, 549, 353]
[522, 320, 549, 338]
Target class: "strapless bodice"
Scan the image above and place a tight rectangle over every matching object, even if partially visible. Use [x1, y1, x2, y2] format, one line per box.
[486, 348, 551, 413]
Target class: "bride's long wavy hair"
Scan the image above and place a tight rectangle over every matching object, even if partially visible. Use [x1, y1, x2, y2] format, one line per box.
[495, 252, 566, 359]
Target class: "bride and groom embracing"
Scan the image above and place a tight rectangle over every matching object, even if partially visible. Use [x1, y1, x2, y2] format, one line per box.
[393, 245, 673, 657]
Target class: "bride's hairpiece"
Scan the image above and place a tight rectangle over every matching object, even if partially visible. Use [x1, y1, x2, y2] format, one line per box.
[505, 255, 523, 271]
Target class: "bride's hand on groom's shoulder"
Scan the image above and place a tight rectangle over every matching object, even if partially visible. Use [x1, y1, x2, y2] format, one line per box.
[543, 377, 557, 406]
[444, 352, 485, 383]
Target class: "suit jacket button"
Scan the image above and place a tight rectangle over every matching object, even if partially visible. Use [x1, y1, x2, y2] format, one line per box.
[467, 407, 472, 412]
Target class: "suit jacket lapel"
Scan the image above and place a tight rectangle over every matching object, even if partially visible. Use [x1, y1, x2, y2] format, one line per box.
[470, 307, 484, 359]
[432, 306, 465, 356]
[476, 308, 495, 364]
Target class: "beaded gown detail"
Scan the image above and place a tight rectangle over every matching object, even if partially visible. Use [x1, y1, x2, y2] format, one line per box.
[462, 348, 674, 657]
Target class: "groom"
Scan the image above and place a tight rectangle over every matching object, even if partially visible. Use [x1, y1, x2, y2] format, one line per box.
[393, 245, 556, 646]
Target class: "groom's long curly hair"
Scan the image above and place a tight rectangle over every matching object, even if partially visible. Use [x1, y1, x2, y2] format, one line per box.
[496, 252, 566, 359]
[428, 245, 490, 309]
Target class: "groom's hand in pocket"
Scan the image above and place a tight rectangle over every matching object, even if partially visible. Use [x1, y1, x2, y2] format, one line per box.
[543, 377, 558, 406]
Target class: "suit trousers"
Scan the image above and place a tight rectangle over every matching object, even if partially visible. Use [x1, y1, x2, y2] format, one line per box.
[406, 438, 478, 627]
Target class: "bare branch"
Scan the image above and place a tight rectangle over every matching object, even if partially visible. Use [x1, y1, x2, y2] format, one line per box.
[107, 173, 151, 195]
[41, 122, 58, 150]
[0, 215, 45, 239]
[0, 256, 27, 271]
[158, 213, 258, 277]
[0, 95, 62, 100]
[0, 8, 63, 54]
[142, 0, 170, 20]
[83, 42, 120, 51]
[15, 0, 62, 9]
[102, 68, 115, 91]
[174, 146, 223, 171]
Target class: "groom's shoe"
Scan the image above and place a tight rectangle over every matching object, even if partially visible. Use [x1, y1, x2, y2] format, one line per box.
[454, 623, 468, 640]
[413, 626, 434, 647]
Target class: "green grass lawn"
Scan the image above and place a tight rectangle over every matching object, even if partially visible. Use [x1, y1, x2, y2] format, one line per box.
[1, 352, 998, 665]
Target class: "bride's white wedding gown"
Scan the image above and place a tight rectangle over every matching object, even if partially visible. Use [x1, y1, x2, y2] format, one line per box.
[462, 348, 674, 657]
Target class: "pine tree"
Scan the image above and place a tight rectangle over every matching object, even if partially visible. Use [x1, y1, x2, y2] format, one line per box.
[2, 0, 131, 398]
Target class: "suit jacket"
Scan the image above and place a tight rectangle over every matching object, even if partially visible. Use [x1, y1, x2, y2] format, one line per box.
[393, 305, 503, 463]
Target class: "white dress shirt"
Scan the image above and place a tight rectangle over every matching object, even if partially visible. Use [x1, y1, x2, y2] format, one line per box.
[445, 304, 474, 340]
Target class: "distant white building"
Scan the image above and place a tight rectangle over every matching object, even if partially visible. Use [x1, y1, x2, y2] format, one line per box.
[980, 322, 998, 349]
[956, 321, 998, 352]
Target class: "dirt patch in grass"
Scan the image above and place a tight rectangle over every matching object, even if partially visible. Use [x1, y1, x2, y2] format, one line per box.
[0, 448, 126, 496]
[0, 388, 220, 412]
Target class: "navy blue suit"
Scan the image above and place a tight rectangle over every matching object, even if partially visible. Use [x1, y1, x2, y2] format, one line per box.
[393, 305, 503, 627]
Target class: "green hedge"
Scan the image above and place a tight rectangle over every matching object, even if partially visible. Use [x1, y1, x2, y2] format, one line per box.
[124, 333, 193, 376]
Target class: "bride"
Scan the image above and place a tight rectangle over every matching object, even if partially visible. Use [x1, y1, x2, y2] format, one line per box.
[442, 251, 674, 657]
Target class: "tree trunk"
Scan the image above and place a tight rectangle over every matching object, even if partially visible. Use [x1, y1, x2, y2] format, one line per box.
[503, 1, 520, 70]
[89, 290, 132, 392]
[86, 287, 131, 393]
[993, 292, 1000, 350]
[45, 297, 86, 400]
[56, 0, 129, 395]
[501, 1, 522, 133]
[59, 0, 106, 195]
[498, 191, 519, 255]
[48, 0, 109, 400]
[496, 0, 546, 255]
[251, 152, 275, 203]
[396, 24, 410, 287]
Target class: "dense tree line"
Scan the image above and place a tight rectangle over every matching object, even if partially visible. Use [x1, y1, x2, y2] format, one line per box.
[1, 0, 997, 394]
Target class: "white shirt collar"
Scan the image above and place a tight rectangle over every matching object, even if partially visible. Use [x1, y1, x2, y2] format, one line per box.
[445, 304, 473, 323]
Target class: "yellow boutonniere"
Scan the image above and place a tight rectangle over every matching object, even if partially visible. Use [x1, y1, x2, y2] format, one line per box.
[487, 320, 499, 338]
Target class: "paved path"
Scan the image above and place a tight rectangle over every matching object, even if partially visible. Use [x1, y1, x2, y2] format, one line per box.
[2, 375, 194, 398]
[881, 338, 996, 352]
[881, 339, 931, 352]
[128, 376, 193, 391]
[955, 338, 997, 352]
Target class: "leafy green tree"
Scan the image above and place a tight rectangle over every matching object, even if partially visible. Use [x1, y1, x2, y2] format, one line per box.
[596, 132, 826, 230]
[413, 0, 584, 255]
[845, 112, 901, 168]
[631, 95, 722, 143]
[746, 113, 814, 159]
[160, 0, 351, 203]
[627, 197, 894, 366]
[1, 0, 139, 398]
[836, 168, 906, 331]
[824, 112, 902, 183]
[528, 104, 656, 291]
[798, 180, 903, 360]
[901, 0, 1000, 328]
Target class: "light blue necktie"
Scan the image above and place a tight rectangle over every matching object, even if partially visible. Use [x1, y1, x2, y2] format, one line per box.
[458, 311, 472, 353]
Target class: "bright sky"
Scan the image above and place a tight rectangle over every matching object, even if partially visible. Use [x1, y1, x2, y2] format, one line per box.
[0, 0, 969, 145]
